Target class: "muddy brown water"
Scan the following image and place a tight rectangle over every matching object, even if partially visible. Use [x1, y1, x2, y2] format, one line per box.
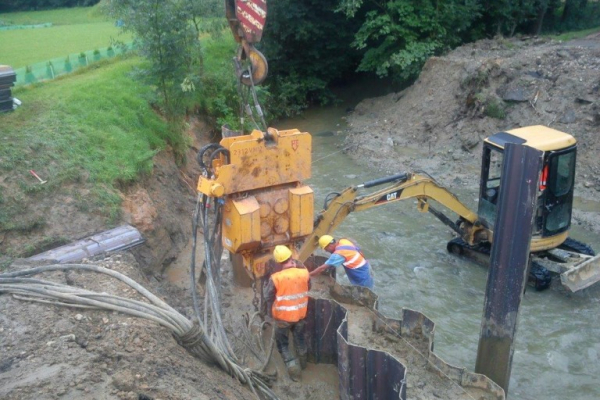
[274, 90, 600, 400]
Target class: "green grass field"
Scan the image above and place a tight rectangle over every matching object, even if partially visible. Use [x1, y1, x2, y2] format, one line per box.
[0, 6, 107, 25]
[0, 57, 170, 233]
[0, 6, 131, 68]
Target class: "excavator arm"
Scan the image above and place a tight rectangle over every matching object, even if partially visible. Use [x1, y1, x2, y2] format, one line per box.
[297, 172, 490, 262]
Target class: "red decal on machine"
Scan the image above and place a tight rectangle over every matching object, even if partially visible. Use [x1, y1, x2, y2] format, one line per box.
[291, 139, 299, 151]
[236, 0, 267, 43]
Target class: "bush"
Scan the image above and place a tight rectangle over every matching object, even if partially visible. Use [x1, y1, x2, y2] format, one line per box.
[485, 98, 506, 119]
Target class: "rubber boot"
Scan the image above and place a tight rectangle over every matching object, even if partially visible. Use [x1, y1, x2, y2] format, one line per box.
[286, 358, 301, 382]
[299, 353, 307, 370]
[291, 320, 307, 370]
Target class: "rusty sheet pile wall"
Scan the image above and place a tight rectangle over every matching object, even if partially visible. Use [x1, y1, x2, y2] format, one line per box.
[303, 284, 505, 400]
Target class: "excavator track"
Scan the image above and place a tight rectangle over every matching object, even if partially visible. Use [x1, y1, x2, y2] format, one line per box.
[446, 237, 552, 290]
[559, 237, 596, 256]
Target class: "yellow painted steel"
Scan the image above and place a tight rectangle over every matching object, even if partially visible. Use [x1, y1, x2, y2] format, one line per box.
[530, 230, 568, 252]
[197, 128, 313, 278]
[485, 125, 577, 151]
[297, 173, 488, 262]
[289, 186, 314, 238]
[222, 197, 261, 253]
[201, 124, 595, 289]
[197, 128, 311, 197]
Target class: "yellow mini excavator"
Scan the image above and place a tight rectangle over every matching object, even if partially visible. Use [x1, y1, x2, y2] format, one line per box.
[197, 125, 600, 293]
[297, 125, 599, 292]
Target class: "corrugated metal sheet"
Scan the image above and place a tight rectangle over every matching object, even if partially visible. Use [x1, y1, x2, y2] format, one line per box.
[337, 319, 406, 400]
[305, 281, 505, 400]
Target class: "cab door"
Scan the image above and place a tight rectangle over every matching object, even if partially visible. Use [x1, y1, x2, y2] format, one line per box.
[540, 147, 576, 236]
[478, 144, 504, 228]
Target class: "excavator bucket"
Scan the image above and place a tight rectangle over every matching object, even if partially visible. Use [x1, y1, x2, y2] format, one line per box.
[560, 253, 600, 292]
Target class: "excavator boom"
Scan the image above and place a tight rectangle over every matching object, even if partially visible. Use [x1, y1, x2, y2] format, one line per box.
[297, 172, 489, 262]
[296, 169, 600, 293]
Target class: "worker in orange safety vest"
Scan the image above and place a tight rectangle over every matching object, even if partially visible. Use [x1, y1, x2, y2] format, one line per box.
[310, 235, 374, 289]
[264, 245, 311, 381]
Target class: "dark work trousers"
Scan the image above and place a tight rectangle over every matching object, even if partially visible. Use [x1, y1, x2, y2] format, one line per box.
[275, 319, 307, 363]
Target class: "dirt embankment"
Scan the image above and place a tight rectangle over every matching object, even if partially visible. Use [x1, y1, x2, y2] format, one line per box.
[343, 34, 600, 233]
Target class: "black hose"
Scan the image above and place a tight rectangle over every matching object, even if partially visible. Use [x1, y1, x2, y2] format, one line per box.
[323, 192, 341, 209]
[197, 143, 223, 170]
[209, 147, 230, 167]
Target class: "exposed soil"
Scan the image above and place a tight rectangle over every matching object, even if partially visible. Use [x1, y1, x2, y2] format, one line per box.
[2, 33, 600, 399]
[343, 33, 600, 234]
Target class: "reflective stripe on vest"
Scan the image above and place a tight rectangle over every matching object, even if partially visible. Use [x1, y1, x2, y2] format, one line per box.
[271, 267, 310, 322]
[335, 238, 367, 270]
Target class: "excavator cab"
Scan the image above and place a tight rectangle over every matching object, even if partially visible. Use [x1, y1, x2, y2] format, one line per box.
[478, 125, 577, 252]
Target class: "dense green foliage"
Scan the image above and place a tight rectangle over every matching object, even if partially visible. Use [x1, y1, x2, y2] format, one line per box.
[3, 1, 599, 119]
[261, 0, 599, 105]
[259, 0, 361, 115]
[334, 0, 600, 83]
[0, 57, 171, 231]
[342, 0, 479, 81]
[104, 0, 203, 119]
[197, 36, 270, 132]
[105, 0, 265, 133]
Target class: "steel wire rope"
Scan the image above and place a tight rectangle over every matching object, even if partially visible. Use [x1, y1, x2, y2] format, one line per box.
[0, 264, 278, 399]
[200, 191, 236, 358]
[245, 66, 268, 131]
[259, 320, 276, 372]
[246, 311, 276, 372]
[1, 282, 188, 334]
[198, 199, 279, 398]
[191, 147, 280, 398]
[311, 144, 356, 165]
[236, 72, 265, 132]
[194, 145, 230, 348]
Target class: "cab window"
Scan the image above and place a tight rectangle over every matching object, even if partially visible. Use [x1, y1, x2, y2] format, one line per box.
[548, 151, 575, 197]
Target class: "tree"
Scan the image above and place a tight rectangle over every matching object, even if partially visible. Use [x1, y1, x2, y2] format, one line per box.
[338, 0, 481, 81]
[105, 0, 203, 118]
[259, 0, 361, 115]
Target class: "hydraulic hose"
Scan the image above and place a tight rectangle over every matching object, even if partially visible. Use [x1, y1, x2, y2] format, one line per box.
[0, 263, 279, 400]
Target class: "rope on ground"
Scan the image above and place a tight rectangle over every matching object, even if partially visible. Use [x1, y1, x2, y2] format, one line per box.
[0, 263, 279, 400]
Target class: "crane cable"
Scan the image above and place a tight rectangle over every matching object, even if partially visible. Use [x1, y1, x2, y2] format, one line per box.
[192, 144, 279, 398]
[236, 63, 268, 132]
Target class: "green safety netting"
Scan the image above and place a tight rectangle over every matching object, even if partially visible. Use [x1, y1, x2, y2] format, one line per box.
[14, 43, 133, 86]
[0, 22, 53, 31]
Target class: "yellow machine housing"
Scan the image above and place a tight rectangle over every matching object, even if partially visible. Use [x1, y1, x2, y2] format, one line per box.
[481, 125, 577, 252]
[197, 128, 313, 278]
